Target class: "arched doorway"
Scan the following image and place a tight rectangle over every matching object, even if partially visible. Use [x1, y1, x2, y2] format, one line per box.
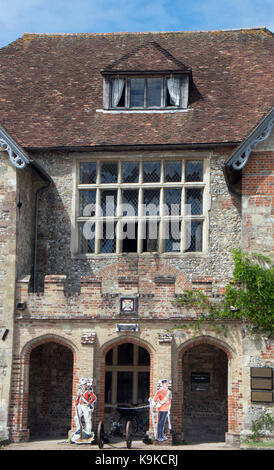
[104, 342, 151, 433]
[182, 343, 228, 443]
[27, 342, 73, 439]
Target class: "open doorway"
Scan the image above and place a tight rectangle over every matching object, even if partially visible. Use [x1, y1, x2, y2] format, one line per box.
[182, 343, 228, 443]
[27, 342, 73, 439]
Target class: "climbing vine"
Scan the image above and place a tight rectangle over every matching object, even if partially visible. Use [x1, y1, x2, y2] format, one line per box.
[175, 249, 274, 335]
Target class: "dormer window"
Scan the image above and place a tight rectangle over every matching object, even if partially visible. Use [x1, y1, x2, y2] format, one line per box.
[103, 73, 189, 110]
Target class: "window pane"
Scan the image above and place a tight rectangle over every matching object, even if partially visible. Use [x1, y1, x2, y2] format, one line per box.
[147, 78, 162, 107]
[143, 161, 160, 182]
[164, 161, 182, 182]
[186, 160, 203, 181]
[122, 162, 139, 183]
[117, 372, 133, 403]
[99, 221, 116, 253]
[118, 343, 134, 365]
[101, 162, 118, 183]
[105, 371, 112, 403]
[111, 78, 125, 107]
[130, 78, 145, 107]
[121, 222, 138, 253]
[186, 188, 203, 215]
[79, 222, 95, 253]
[138, 372, 150, 404]
[138, 347, 150, 365]
[79, 190, 96, 216]
[163, 220, 181, 252]
[143, 189, 160, 213]
[106, 349, 113, 365]
[142, 221, 159, 252]
[185, 220, 203, 252]
[80, 162, 96, 184]
[122, 190, 139, 216]
[101, 190, 117, 216]
[164, 188, 181, 215]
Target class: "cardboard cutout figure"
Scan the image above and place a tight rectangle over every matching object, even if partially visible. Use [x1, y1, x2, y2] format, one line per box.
[71, 377, 97, 444]
[149, 379, 172, 442]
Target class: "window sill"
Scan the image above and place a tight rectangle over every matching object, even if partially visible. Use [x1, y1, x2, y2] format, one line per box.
[96, 108, 191, 114]
[72, 251, 208, 260]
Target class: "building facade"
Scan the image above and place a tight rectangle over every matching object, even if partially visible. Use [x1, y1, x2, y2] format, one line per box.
[0, 28, 273, 445]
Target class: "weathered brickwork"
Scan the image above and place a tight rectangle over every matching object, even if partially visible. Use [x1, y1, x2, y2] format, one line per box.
[242, 130, 274, 255]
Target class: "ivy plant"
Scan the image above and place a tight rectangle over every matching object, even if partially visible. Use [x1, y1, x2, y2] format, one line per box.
[175, 249, 274, 336]
[250, 411, 274, 441]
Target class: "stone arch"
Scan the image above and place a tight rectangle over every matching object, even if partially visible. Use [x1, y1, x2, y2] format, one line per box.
[100, 334, 155, 358]
[175, 335, 233, 443]
[97, 335, 154, 426]
[12, 334, 77, 441]
[21, 333, 78, 361]
[177, 334, 235, 360]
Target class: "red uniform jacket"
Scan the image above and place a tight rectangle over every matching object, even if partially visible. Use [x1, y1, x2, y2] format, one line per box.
[76, 390, 96, 406]
[153, 389, 171, 412]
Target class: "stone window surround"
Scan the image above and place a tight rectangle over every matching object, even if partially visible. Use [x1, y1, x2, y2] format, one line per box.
[70, 151, 211, 258]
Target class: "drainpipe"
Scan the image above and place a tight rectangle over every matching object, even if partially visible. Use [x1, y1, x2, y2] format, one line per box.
[30, 160, 52, 292]
[33, 181, 51, 292]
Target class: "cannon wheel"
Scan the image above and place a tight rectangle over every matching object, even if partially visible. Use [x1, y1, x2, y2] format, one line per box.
[97, 421, 105, 449]
[126, 420, 133, 449]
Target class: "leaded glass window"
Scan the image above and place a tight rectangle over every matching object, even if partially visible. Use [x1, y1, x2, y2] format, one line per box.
[76, 158, 206, 254]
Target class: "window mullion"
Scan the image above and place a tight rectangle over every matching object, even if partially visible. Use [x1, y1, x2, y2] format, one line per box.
[94, 187, 100, 253]
[159, 186, 164, 253]
[162, 77, 165, 108]
[126, 79, 130, 108]
[181, 219, 185, 253]
[144, 78, 147, 108]
[137, 188, 143, 254]
[116, 188, 122, 253]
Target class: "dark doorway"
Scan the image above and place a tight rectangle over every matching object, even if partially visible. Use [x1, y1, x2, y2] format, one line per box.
[182, 343, 228, 443]
[27, 342, 73, 439]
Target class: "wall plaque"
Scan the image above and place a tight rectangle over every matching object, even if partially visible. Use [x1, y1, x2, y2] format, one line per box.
[191, 372, 210, 391]
[251, 391, 273, 403]
[251, 367, 272, 378]
[251, 378, 272, 390]
[120, 296, 138, 314]
[116, 323, 138, 332]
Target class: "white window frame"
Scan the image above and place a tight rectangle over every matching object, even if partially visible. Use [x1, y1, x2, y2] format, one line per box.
[72, 154, 210, 257]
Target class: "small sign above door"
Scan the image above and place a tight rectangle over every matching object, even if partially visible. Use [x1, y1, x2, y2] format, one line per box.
[191, 372, 210, 392]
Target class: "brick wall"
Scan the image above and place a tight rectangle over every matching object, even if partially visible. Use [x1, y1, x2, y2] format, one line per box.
[242, 136, 274, 255]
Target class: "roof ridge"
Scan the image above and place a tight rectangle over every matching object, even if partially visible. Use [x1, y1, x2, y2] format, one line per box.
[21, 27, 272, 40]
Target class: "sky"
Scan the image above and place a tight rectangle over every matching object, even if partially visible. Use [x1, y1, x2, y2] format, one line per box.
[0, 0, 273, 48]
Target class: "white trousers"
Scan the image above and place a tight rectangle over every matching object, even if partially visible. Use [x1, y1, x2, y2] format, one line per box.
[75, 404, 93, 435]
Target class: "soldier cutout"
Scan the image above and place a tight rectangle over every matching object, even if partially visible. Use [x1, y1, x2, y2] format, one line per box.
[149, 379, 172, 442]
[72, 377, 97, 444]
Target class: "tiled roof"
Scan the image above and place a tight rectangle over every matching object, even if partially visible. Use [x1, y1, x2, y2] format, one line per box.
[0, 28, 273, 149]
